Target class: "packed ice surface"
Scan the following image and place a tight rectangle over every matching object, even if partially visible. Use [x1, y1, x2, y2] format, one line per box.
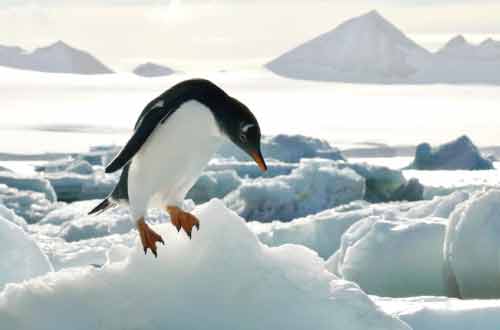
[0, 215, 52, 289]
[0, 200, 409, 330]
[252, 191, 470, 296]
[224, 160, 365, 221]
[407, 135, 493, 170]
[375, 296, 500, 330]
[444, 189, 500, 299]
[328, 215, 447, 297]
[0, 41, 112, 74]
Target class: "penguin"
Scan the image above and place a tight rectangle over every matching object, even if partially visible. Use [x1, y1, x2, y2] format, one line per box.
[89, 78, 267, 257]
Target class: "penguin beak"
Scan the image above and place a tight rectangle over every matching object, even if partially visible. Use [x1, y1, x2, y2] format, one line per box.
[251, 150, 267, 172]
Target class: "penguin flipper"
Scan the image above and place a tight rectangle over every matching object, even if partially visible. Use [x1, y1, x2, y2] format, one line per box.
[88, 198, 115, 215]
[105, 101, 176, 173]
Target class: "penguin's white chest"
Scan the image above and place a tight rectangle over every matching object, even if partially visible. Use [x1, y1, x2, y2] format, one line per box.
[128, 100, 223, 219]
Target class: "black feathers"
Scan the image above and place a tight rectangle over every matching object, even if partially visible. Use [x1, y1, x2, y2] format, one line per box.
[105, 79, 229, 173]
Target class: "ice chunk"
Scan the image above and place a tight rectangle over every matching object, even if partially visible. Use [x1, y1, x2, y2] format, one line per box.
[45, 170, 117, 202]
[444, 189, 500, 298]
[0, 215, 52, 289]
[187, 170, 242, 204]
[0, 170, 56, 202]
[0, 184, 58, 224]
[328, 215, 447, 297]
[66, 160, 94, 175]
[225, 160, 365, 221]
[0, 200, 409, 330]
[217, 134, 345, 163]
[206, 159, 296, 178]
[407, 135, 493, 170]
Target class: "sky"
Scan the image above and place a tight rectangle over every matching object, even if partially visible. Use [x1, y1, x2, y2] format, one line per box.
[1, 0, 499, 71]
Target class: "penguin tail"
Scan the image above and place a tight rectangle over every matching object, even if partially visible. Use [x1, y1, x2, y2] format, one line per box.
[88, 198, 115, 215]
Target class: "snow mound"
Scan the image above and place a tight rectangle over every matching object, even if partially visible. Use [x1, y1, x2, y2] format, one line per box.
[0, 216, 52, 289]
[0, 171, 56, 202]
[444, 189, 500, 298]
[328, 215, 447, 297]
[0, 200, 409, 330]
[375, 296, 500, 330]
[225, 160, 365, 221]
[217, 134, 345, 163]
[407, 135, 493, 170]
[133, 62, 175, 77]
[0, 41, 113, 74]
[267, 10, 431, 83]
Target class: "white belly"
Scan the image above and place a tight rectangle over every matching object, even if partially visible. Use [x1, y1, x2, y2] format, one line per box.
[128, 100, 223, 220]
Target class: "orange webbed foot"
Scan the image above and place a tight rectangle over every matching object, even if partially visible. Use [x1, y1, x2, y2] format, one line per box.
[166, 206, 200, 239]
[137, 218, 165, 258]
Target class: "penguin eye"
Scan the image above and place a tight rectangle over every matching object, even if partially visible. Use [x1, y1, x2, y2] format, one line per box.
[239, 132, 248, 144]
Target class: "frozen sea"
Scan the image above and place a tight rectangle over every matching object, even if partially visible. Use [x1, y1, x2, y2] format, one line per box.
[2, 67, 500, 330]
[1, 66, 500, 154]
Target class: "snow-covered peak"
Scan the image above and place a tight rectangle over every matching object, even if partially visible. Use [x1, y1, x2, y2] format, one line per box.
[444, 35, 468, 49]
[0, 41, 113, 74]
[438, 35, 500, 60]
[133, 62, 175, 77]
[267, 10, 431, 83]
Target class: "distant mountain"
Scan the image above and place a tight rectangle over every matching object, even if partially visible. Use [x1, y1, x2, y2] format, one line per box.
[0, 41, 113, 74]
[267, 10, 432, 83]
[267, 11, 500, 84]
[437, 35, 500, 61]
[133, 62, 175, 77]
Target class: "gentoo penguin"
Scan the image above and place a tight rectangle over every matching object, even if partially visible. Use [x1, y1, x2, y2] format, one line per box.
[89, 78, 267, 257]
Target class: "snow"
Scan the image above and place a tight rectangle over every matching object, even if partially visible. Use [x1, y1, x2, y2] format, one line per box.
[375, 296, 500, 330]
[0, 41, 113, 74]
[224, 160, 365, 221]
[133, 62, 175, 77]
[444, 189, 500, 299]
[407, 135, 493, 170]
[0, 215, 52, 289]
[328, 215, 447, 297]
[0, 200, 409, 330]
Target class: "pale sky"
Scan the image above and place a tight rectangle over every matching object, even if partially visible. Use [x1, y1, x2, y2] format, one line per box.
[1, 0, 499, 71]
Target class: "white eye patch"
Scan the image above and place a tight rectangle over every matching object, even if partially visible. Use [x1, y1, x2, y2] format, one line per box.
[241, 123, 255, 133]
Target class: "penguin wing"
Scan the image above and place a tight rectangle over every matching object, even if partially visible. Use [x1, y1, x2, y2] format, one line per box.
[105, 98, 178, 173]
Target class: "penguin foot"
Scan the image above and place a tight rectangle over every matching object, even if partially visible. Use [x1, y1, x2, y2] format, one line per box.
[166, 206, 200, 239]
[137, 218, 164, 258]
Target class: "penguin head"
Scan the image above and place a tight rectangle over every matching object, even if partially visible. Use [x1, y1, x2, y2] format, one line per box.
[220, 97, 267, 172]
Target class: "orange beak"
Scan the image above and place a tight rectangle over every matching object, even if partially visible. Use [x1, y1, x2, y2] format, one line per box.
[251, 151, 267, 172]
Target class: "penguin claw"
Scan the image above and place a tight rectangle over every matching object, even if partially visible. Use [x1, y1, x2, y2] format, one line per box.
[137, 218, 164, 259]
[167, 206, 200, 240]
